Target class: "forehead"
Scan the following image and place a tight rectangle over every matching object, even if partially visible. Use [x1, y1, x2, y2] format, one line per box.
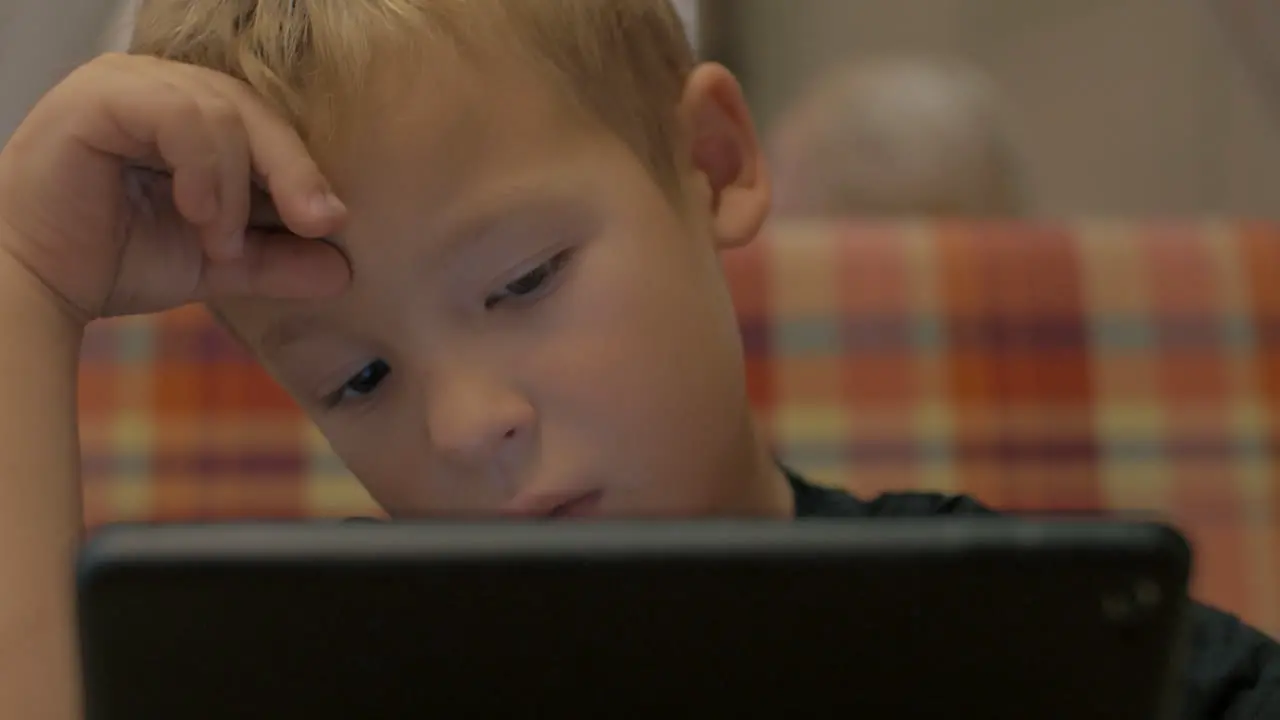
[244, 49, 607, 253]
[311, 50, 588, 203]
[228, 53, 641, 331]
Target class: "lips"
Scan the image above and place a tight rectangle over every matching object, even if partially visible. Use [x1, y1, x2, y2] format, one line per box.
[501, 487, 604, 519]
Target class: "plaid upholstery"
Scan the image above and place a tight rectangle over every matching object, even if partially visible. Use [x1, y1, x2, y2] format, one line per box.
[79, 307, 378, 526]
[79, 220, 1280, 634]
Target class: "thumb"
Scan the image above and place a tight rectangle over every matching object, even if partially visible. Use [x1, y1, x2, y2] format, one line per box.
[198, 232, 351, 300]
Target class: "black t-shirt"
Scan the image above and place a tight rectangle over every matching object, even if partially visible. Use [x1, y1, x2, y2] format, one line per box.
[785, 468, 1280, 720]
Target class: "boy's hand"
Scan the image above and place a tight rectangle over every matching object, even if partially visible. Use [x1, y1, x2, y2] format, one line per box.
[0, 53, 350, 323]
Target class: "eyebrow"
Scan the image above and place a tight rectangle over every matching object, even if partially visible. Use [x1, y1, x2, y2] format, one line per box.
[257, 313, 329, 356]
[253, 188, 589, 354]
[433, 190, 587, 259]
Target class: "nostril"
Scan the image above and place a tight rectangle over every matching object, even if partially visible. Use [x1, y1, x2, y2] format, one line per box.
[503, 427, 517, 439]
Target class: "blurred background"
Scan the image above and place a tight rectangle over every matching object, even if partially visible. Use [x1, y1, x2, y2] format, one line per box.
[697, 0, 1280, 217]
[5, 0, 1280, 217]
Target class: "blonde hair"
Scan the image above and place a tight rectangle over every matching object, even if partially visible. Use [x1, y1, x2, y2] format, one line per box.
[128, 0, 695, 183]
[770, 58, 1029, 218]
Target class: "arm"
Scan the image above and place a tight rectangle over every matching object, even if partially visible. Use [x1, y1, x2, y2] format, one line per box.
[0, 249, 87, 720]
[0, 49, 349, 720]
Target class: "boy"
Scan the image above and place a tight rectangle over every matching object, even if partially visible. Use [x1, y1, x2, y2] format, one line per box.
[771, 57, 1028, 218]
[0, 1, 1273, 717]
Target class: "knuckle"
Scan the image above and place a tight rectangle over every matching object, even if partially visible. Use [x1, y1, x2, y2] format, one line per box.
[199, 97, 243, 136]
[92, 51, 131, 68]
[201, 69, 258, 100]
[165, 90, 206, 125]
[167, 97, 209, 140]
[69, 54, 122, 85]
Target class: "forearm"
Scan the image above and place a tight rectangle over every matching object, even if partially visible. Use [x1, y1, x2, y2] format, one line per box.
[0, 251, 86, 719]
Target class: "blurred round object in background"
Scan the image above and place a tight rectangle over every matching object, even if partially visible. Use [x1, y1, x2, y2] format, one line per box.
[769, 56, 1029, 218]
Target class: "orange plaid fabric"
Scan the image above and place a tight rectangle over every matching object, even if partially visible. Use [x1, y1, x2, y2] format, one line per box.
[79, 220, 1280, 634]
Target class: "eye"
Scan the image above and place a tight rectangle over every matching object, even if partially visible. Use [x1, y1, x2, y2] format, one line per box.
[484, 249, 574, 310]
[327, 359, 391, 406]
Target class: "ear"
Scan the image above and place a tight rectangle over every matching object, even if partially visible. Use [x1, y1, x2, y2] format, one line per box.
[679, 63, 771, 249]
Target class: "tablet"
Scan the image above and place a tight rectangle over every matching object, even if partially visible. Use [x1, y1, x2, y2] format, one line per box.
[78, 519, 1191, 719]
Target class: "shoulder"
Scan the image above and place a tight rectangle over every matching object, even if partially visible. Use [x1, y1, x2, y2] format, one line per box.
[1182, 603, 1280, 719]
[785, 467, 994, 518]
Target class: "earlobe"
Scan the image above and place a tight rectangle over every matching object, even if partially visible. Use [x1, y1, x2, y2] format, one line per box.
[680, 63, 771, 249]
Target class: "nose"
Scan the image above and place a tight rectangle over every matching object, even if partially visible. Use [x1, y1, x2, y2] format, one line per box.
[423, 369, 536, 467]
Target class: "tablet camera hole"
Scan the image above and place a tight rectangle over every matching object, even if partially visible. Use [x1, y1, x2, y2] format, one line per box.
[1101, 579, 1164, 626]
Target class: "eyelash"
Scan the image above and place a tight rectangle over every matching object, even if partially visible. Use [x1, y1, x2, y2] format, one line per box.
[323, 249, 576, 408]
[326, 359, 391, 408]
[484, 249, 575, 310]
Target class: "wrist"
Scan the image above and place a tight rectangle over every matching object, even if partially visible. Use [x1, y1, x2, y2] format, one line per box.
[0, 244, 88, 345]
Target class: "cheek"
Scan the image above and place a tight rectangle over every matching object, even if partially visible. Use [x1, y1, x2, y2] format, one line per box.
[306, 411, 429, 511]
[307, 417, 403, 499]
[530, 226, 747, 430]
[308, 407, 508, 515]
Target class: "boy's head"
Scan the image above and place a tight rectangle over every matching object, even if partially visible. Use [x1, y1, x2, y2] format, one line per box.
[128, 0, 790, 518]
[770, 57, 1028, 218]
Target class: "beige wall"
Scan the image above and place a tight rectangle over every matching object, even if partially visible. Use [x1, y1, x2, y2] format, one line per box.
[712, 0, 1280, 217]
[0, 0, 119, 143]
[8, 0, 1278, 215]
[673, 0, 700, 53]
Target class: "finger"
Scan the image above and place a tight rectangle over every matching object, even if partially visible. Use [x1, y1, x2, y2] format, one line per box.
[124, 62, 252, 263]
[196, 231, 351, 301]
[87, 69, 226, 233]
[171, 63, 347, 241]
[196, 95, 253, 262]
[78, 56, 345, 244]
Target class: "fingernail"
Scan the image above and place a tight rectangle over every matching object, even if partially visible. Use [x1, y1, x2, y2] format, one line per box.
[311, 190, 346, 217]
